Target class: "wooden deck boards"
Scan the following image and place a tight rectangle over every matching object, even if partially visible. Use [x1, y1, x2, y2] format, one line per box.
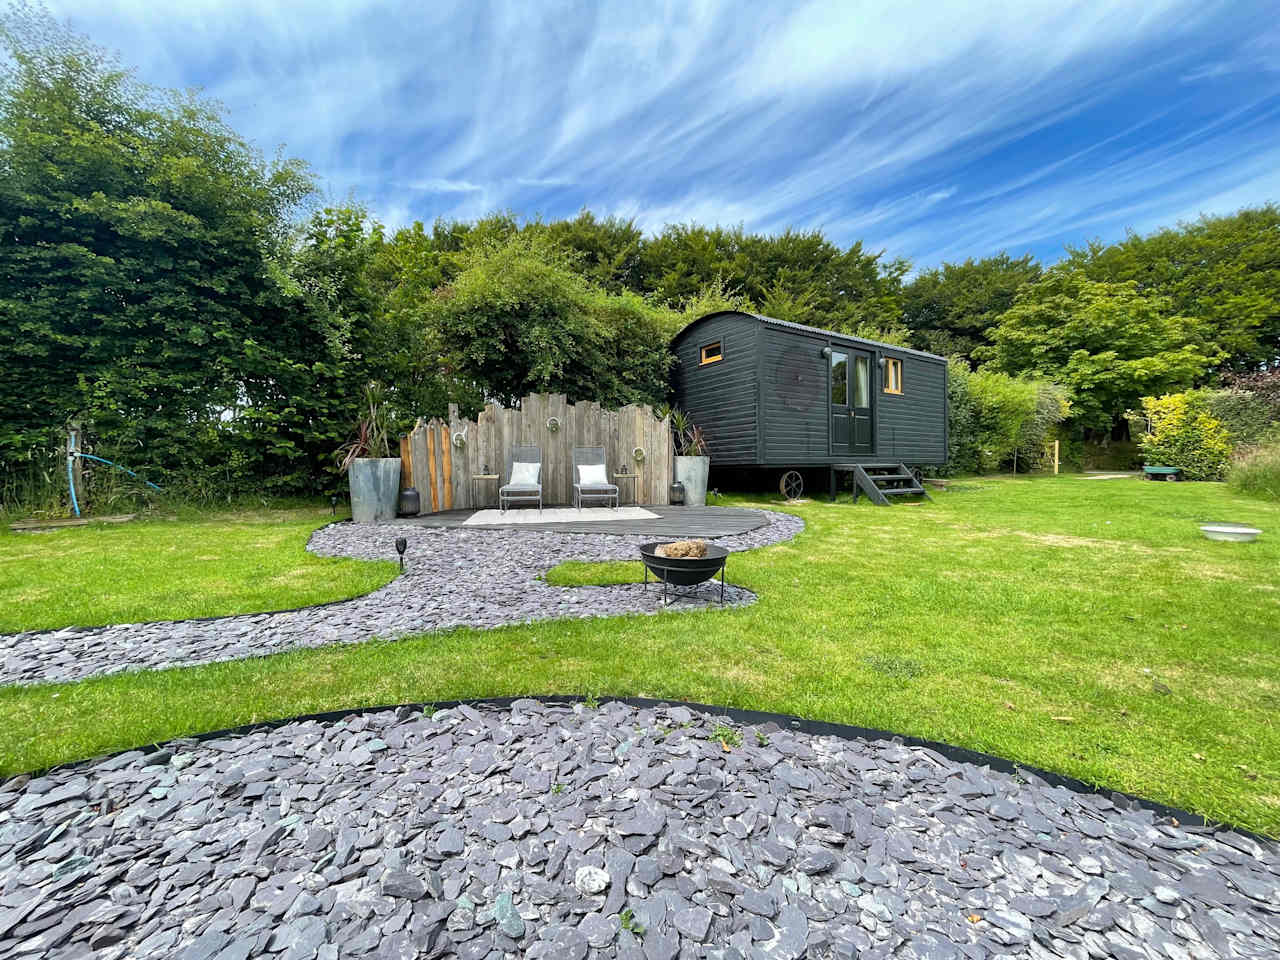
[398, 506, 768, 538]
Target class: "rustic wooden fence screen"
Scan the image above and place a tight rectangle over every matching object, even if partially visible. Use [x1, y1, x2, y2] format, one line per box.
[400, 394, 673, 513]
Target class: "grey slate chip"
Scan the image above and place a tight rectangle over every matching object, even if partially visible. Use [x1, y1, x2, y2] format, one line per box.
[1, 697, 1276, 960]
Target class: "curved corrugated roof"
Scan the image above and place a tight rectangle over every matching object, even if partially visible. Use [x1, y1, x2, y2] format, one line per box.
[672, 310, 947, 363]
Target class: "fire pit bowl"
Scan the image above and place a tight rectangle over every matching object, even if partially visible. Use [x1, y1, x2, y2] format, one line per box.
[639, 541, 730, 605]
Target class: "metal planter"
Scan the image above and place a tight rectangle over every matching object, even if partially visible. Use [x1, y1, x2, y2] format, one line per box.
[349, 458, 402, 524]
[674, 456, 709, 507]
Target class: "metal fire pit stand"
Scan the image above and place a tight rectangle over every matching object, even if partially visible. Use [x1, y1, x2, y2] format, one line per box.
[642, 556, 727, 607]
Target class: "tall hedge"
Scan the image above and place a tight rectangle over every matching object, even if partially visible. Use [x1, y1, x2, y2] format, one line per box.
[945, 360, 1069, 474]
[0, 9, 326, 499]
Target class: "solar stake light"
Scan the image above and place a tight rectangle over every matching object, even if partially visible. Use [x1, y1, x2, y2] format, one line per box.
[330, 495, 338, 515]
[395, 537, 408, 571]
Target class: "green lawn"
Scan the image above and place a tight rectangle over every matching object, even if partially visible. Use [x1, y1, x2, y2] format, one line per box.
[2, 477, 1278, 834]
[0, 505, 397, 632]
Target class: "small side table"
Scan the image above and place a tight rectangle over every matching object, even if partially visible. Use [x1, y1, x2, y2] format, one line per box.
[614, 473, 639, 506]
[471, 474, 500, 507]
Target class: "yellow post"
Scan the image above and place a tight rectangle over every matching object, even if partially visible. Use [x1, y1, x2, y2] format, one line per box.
[1054, 439, 1060, 475]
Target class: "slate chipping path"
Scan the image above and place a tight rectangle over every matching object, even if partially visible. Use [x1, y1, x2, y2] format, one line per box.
[0, 510, 803, 688]
[2, 700, 1278, 960]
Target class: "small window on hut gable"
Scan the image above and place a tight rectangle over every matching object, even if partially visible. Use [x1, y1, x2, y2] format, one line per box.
[700, 341, 723, 365]
[884, 357, 903, 394]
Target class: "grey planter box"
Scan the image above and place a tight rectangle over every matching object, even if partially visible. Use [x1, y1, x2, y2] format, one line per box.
[675, 456, 710, 507]
[349, 458, 402, 523]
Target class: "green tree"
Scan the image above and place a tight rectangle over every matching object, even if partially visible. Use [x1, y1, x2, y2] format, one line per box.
[540, 209, 644, 293]
[902, 253, 1041, 362]
[1063, 206, 1280, 372]
[364, 220, 484, 420]
[979, 270, 1217, 432]
[427, 235, 674, 408]
[636, 223, 906, 333]
[0, 3, 316, 496]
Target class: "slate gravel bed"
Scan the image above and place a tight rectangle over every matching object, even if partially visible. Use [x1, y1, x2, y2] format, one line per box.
[0, 510, 802, 688]
[1, 699, 1277, 959]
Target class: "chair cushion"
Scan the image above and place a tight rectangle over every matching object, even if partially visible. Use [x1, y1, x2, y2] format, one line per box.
[510, 461, 541, 485]
[577, 463, 608, 486]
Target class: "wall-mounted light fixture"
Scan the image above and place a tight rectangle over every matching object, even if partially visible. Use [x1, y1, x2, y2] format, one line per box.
[820, 346, 832, 359]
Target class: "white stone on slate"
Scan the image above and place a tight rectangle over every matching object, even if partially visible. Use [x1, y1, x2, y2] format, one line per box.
[574, 866, 610, 895]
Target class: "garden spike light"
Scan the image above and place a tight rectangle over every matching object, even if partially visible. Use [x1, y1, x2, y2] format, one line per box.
[395, 537, 407, 571]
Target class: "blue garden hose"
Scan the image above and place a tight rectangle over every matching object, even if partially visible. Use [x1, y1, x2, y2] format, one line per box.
[67, 446, 79, 517]
[67, 433, 162, 517]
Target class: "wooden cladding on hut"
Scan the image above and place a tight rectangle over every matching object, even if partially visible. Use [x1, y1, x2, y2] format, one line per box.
[403, 394, 673, 513]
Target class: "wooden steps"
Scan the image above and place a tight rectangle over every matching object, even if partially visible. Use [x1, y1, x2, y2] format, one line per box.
[835, 463, 931, 506]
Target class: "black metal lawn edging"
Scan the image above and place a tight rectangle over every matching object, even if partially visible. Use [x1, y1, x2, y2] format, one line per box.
[14, 695, 1275, 847]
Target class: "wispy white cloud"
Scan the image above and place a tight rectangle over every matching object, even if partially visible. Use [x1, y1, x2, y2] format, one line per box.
[405, 178, 484, 194]
[46, 0, 1280, 266]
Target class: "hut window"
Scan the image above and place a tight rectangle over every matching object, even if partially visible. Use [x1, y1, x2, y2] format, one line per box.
[700, 341, 723, 365]
[884, 357, 903, 394]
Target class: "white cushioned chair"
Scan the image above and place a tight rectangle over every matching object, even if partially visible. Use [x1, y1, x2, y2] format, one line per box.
[500, 445, 542, 513]
[572, 446, 619, 510]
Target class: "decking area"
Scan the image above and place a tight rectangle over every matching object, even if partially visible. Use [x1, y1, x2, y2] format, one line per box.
[396, 505, 770, 538]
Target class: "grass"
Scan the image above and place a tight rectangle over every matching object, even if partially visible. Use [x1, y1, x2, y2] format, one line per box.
[1, 476, 1278, 834]
[0, 504, 397, 632]
[1229, 441, 1280, 501]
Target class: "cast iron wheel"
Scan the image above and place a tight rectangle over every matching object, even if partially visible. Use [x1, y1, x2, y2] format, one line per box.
[910, 466, 924, 486]
[780, 470, 804, 500]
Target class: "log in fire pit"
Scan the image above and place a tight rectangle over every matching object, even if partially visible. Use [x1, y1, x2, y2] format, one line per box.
[638, 541, 729, 606]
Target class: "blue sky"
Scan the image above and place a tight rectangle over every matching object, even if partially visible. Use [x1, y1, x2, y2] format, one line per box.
[48, 0, 1280, 268]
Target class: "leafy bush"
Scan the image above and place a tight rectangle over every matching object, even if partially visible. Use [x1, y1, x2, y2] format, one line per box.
[945, 361, 1070, 474]
[1228, 441, 1280, 500]
[1222, 369, 1280, 420]
[1194, 388, 1278, 447]
[427, 235, 676, 409]
[1136, 393, 1233, 481]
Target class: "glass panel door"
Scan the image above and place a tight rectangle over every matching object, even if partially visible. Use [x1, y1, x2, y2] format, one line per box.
[830, 351, 851, 453]
[852, 353, 873, 454]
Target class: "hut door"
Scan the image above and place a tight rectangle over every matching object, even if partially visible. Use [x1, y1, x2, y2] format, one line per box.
[851, 353, 873, 454]
[830, 351, 852, 454]
[831, 350, 873, 457]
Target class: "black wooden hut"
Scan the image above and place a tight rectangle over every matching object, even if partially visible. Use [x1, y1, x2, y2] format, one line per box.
[669, 311, 949, 503]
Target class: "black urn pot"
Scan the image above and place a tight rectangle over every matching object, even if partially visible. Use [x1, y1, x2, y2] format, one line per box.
[397, 487, 421, 516]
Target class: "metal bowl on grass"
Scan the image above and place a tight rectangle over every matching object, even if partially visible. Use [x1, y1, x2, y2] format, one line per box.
[638, 541, 730, 605]
[1200, 523, 1262, 543]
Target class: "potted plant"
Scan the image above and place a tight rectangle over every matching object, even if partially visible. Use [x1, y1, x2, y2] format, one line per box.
[669, 408, 710, 507]
[338, 382, 402, 523]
